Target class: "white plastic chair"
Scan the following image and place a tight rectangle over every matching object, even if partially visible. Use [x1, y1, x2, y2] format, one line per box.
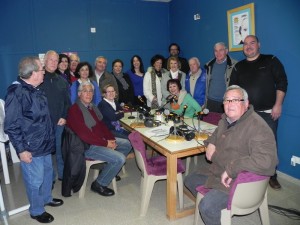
[128, 131, 185, 216]
[0, 99, 20, 185]
[194, 171, 270, 225]
[78, 159, 117, 198]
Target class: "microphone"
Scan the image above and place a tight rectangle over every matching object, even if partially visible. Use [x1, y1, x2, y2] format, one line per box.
[196, 108, 210, 120]
[182, 105, 188, 117]
[121, 102, 135, 119]
[138, 95, 146, 105]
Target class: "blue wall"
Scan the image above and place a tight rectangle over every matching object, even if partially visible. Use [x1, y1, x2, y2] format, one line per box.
[1, 0, 299, 179]
[170, 0, 300, 179]
[0, 0, 170, 98]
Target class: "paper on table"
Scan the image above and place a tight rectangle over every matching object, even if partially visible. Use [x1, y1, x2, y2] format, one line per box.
[145, 125, 170, 137]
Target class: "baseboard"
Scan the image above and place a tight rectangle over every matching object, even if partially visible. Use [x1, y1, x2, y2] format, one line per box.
[277, 171, 300, 186]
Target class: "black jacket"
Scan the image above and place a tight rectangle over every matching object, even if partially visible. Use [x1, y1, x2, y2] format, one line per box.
[61, 126, 89, 197]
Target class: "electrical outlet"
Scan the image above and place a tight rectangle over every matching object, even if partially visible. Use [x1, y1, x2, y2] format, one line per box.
[194, 13, 200, 20]
[291, 155, 300, 166]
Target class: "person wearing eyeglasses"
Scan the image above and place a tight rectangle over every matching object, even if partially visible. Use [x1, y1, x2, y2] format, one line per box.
[184, 85, 278, 225]
[229, 35, 288, 190]
[5, 56, 64, 223]
[67, 82, 131, 196]
[98, 84, 130, 139]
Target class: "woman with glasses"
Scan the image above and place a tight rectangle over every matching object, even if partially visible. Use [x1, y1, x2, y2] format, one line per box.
[98, 85, 130, 139]
[70, 62, 102, 105]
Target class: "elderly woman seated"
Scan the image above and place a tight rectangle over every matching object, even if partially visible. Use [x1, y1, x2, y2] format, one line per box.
[167, 79, 202, 118]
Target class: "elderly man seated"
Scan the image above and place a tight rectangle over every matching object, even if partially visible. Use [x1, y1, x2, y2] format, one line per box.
[185, 85, 278, 225]
[67, 81, 131, 197]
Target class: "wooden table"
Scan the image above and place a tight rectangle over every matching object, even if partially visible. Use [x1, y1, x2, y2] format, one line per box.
[120, 114, 217, 220]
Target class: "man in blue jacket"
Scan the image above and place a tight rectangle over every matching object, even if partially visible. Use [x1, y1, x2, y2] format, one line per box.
[4, 56, 63, 223]
[185, 57, 206, 107]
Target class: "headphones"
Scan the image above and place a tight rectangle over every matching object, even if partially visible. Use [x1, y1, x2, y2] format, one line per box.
[169, 126, 195, 141]
[144, 118, 161, 127]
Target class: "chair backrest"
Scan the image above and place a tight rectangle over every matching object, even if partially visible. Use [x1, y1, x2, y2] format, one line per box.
[228, 171, 269, 213]
[203, 112, 222, 126]
[0, 99, 9, 142]
[128, 131, 149, 175]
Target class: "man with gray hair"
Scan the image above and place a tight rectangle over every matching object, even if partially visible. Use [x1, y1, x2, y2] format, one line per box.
[67, 81, 131, 197]
[204, 42, 237, 113]
[185, 85, 278, 225]
[185, 57, 206, 106]
[5, 56, 63, 223]
[40, 50, 71, 182]
[91, 56, 119, 99]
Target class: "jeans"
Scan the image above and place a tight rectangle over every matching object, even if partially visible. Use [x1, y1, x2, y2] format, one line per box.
[256, 111, 278, 178]
[20, 154, 53, 216]
[185, 173, 228, 225]
[53, 125, 64, 180]
[84, 137, 131, 187]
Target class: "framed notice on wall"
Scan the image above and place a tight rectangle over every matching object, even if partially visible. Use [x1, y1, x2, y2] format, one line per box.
[227, 3, 255, 51]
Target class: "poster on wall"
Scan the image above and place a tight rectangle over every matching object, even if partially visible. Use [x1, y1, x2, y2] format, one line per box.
[227, 3, 255, 51]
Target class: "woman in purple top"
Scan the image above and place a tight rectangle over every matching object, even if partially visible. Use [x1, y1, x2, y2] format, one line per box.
[126, 55, 146, 106]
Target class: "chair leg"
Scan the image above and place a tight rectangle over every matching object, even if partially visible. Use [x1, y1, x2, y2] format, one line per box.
[111, 177, 117, 194]
[0, 143, 10, 184]
[194, 155, 198, 165]
[194, 192, 205, 225]
[0, 184, 6, 212]
[122, 165, 126, 175]
[140, 177, 155, 216]
[185, 157, 191, 176]
[259, 192, 270, 225]
[79, 163, 92, 198]
[9, 142, 20, 163]
[220, 209, 231, 225]
[177, 173, 184, 209]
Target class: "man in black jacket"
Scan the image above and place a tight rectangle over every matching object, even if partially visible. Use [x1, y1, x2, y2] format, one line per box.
[40, 50, 71, 182]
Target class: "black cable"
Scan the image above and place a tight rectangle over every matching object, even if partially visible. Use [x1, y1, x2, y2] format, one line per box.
[268, 204, 300, 220]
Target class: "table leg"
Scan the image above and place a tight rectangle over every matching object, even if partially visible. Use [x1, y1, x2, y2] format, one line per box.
[166, 154, 177, 220]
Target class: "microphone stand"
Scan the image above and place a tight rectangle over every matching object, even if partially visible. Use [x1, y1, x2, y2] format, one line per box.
[128, 106, 135, 119]
[178, 105, 188, 130]
[195, 112, 209, 141]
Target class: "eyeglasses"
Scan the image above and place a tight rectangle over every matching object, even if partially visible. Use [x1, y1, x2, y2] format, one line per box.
[106, 91, 115, 93]
[81, 90, 94, 94]
[223, 99, 244, 104]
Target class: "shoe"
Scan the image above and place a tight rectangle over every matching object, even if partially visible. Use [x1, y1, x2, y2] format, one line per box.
[31, 212, 54, 223]
[116, 175, 121, 181]
[91, 181, 115, 196]
[45, 198, 64, 207]
[269, 177, 281, 190]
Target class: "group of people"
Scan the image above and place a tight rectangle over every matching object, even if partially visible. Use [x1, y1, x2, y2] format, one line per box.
[3, 35, 287, 224]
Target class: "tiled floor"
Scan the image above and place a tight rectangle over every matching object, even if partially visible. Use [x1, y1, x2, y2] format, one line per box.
[1, 154, 300, 225]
